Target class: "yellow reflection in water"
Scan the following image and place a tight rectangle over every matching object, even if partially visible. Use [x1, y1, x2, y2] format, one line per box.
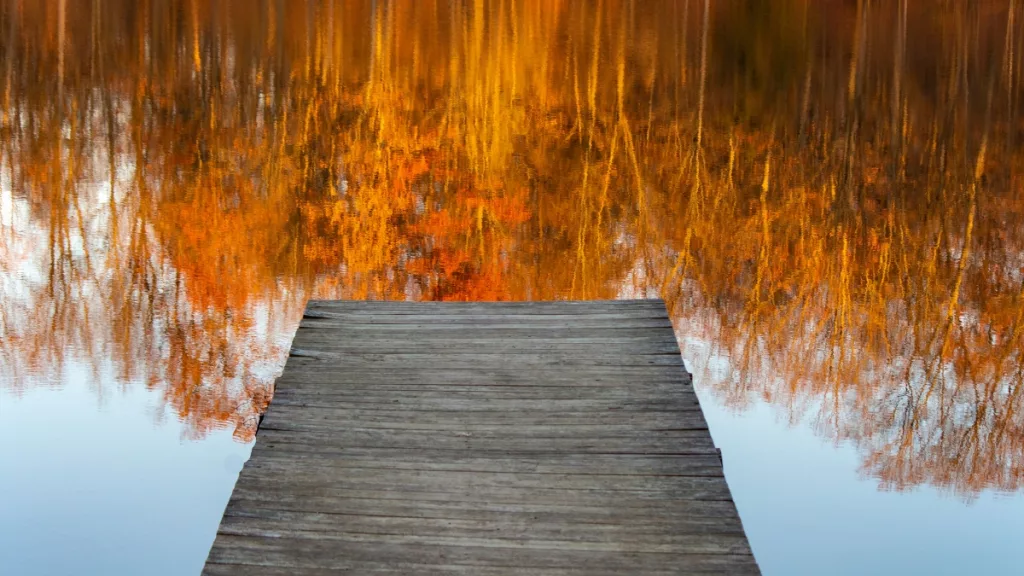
[0, 0, 1021, 496]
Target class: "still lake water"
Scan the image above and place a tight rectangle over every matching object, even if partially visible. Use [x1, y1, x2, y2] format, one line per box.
[2, 1, 1024, 574]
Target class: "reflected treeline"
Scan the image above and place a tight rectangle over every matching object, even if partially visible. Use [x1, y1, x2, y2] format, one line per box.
[0, 0, 1021, 494]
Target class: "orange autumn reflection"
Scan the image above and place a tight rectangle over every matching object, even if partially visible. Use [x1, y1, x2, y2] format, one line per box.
[0, 0, 1022, 495]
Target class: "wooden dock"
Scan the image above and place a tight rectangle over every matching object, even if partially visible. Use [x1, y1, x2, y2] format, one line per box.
[203, 299, 759, 575]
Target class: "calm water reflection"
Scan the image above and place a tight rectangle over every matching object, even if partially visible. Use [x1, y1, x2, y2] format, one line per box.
[1, 0, 1023, 574]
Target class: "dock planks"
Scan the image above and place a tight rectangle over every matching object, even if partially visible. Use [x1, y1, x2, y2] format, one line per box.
[203, 299, 759, 575]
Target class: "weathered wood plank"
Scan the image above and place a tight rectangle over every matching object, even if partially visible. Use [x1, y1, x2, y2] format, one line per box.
[258, 406, 710, 430]
[234, 462, 732, 495]
[287, 339, 685, 354]
[272, 372, 694, 387]
[205, 535, 758, 572]
[203, 562, 757, 576]
[203, 561, 756, 576]
[306, 299, 667, 311]
[203, 300, 758, 574]
[221, 495, 743, 525]
[269, 383, 697, 398]
[297, 319, 674, 329]
[283, 353, 686, 368]
[269, 383, 696, 397]
[241, 451, 725, 476]
[218, 505, 749, 536]
[266, 396, 702, 413]
[257, 418, 712, 436]
[271, 366, 694, 383]
[297, 327, 684, 339]
[275, 364, 693, 374]
[251, 427, 718, 454]
[223, 493, 742, 519]
[302, 310, 672, 320]
[213, 519, 751, 553]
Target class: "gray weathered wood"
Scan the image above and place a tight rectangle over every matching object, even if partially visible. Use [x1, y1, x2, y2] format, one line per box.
[203, 300, 758, 574]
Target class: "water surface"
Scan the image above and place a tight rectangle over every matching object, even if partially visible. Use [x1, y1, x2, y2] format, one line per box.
[2, 1, 1023, 574]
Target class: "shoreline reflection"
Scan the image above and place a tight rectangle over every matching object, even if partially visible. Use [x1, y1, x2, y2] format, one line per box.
[0, 0, 1021, 496]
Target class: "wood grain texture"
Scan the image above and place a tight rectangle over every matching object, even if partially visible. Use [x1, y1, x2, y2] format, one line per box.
[203, 299, 759, 575]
